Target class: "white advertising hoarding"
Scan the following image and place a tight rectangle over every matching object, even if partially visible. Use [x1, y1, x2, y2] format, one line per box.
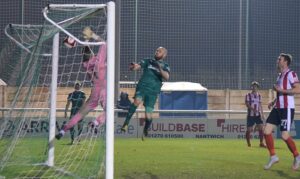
[115, 117, 278, 139]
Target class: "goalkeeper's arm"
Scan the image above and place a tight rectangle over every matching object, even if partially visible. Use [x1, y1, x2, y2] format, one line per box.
[81, 27, 105, 62]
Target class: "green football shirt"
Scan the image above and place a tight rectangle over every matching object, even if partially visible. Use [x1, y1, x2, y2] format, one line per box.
[137, 58, 170, 94]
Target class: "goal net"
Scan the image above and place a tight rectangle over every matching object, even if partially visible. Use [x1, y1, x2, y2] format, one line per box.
[0, 2, 115, 179]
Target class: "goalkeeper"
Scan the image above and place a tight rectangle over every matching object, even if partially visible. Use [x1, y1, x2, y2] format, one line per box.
[121, 47, 170, 139]
[56, 27, 107, 140]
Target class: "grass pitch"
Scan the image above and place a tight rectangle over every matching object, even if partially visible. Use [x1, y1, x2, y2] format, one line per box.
[0, 137, 104, 178]
[1, 138, 300, 178]
[115, 138, 300, 179]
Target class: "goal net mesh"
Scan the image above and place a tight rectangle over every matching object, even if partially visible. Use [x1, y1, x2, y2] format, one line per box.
[0, 5, 108, 179]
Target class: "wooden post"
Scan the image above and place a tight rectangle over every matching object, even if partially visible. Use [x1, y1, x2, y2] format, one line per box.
[225, 88, 230, 119]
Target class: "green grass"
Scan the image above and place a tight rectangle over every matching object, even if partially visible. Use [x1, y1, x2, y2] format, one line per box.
[1, 138, 300, 178]
[0, 137, 104, 179]
[115, 138, 300, 179]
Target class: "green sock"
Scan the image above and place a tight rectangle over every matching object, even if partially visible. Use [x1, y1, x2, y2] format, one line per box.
[123, 104, 137, 126]
[144, 118, 153, 131]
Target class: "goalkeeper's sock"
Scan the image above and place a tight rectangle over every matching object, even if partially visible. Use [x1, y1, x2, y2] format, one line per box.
[123, 103, 137, 126]
[284, 137, 299, 157]
[265, 134, 276, 156]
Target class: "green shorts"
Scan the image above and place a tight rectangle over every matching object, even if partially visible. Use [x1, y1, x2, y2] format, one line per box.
[134, 88, 158, 113]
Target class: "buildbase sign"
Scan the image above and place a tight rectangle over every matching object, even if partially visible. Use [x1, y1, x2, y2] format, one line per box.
[115, 118, 280, 139]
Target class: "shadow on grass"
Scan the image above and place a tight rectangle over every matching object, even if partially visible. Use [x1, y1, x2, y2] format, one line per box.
[122, 171, 159, 179]
[145, 171, 159, 179]
[272, 169, 300, 179]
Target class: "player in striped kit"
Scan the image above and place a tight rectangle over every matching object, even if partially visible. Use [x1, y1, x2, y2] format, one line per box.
[245, 81, 266, 148]
[56, 27, 107, 140]
[264, 53, 300, 170]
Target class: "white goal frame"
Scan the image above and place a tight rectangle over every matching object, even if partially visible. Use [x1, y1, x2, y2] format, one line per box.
[43, 2, 115, 179]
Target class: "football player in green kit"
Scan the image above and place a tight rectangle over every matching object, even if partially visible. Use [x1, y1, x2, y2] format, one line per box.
[121, 47, 170, 140]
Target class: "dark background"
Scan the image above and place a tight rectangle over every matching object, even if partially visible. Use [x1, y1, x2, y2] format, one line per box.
[0, 0, 299, 90]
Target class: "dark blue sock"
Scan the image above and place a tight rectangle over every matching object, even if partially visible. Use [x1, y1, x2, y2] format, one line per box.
[144, 118, 153, 131]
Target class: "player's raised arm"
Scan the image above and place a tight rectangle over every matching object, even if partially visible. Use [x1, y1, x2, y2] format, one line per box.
[129, 62, 141, 71]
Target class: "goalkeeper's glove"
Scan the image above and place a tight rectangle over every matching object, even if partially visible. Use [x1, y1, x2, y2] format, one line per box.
[83, 26, 101, 41]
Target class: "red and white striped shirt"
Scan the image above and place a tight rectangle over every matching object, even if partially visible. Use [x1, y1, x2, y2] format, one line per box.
[275, 69, 299, 109]
[245, 92, 262, 116]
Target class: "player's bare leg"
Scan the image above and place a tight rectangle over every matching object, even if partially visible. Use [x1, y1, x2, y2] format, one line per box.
[245, 127, 252, 147]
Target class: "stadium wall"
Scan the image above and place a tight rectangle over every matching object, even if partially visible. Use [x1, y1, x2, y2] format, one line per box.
[3, 116, 300, 139]
[2, 86, 300, 118]
[2, 86, 300, 139]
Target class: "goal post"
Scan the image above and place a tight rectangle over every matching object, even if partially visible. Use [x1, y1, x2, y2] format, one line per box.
[44, 3, 116, 177]
[0, 2, 115, 178]
[47, 32, 59, 167]
[105, 2, 116, 179]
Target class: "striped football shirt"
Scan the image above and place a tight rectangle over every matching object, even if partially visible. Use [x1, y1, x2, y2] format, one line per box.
[275, 69, 299, 109]
[245, 92, 262, 117]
